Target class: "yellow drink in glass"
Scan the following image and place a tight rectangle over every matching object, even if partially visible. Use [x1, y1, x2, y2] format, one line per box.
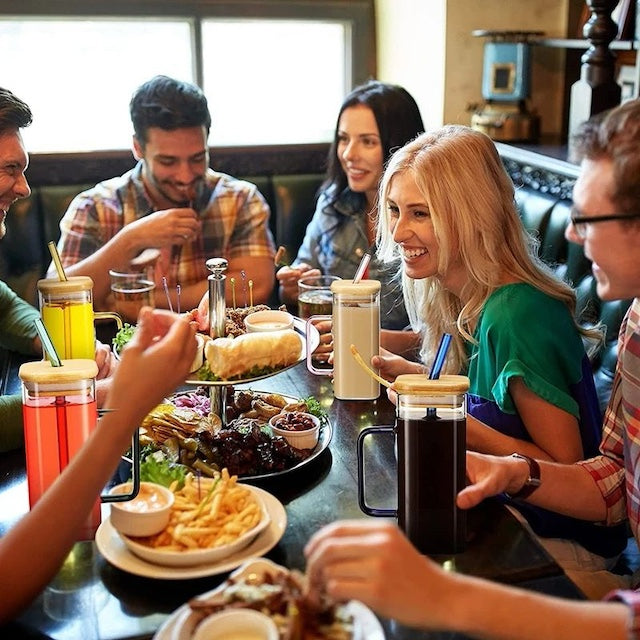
[41, 301, 95, 360]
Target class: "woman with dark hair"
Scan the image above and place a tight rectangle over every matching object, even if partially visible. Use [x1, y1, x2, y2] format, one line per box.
[276, 80, 424, 334]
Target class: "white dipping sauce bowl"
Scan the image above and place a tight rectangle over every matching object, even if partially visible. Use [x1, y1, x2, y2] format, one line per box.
[192, 609, 279, 640]
[244, 309, 294, 333]
[109, 482, 174, 537]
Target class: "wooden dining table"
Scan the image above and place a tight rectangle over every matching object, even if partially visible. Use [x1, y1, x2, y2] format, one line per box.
[0, 352, 585, 640]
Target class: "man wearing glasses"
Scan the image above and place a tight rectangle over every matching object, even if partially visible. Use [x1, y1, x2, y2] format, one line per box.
[570, 209, 640, 240]
[305, 99, 640, 638]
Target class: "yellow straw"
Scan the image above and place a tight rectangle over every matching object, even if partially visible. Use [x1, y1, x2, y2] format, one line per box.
[349, 344, 392, 388]
[48, 241, 67, 281]
[230, 277, 236, 309]
[248, 280, 253, 308]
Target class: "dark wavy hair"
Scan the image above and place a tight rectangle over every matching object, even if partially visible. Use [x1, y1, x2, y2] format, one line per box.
[130, 75, 211, 147]
[322, 80, 425, 201]
[0, 87, 32, 134]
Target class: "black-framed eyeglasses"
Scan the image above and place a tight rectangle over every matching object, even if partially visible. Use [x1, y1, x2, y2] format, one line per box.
[569, 207, 640, 239]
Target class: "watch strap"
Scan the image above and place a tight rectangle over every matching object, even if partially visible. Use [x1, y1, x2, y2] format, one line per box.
[505, 453, 541, 500]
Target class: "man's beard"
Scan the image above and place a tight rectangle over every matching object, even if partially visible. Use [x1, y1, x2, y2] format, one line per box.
[143, 163, 199, 207]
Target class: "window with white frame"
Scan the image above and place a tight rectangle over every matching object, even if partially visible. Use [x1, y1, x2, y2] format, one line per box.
[202, 19, 346, 146]
[0, 18, 194, 153]
[0, 1, 372, 153]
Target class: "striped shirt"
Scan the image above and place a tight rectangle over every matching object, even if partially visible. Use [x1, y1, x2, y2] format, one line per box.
[577, 298, 640, 633]
[55, 163, 275, 289]
[579, 298, 640, 535]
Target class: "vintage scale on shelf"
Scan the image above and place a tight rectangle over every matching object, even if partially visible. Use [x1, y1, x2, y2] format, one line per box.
[469, 29, 542, 143]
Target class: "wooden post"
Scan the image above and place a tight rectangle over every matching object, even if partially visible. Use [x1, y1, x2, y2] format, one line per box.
[568, 0, 622, 137]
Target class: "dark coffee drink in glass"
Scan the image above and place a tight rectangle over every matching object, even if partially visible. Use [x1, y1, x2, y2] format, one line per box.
[396, 412, 466, 555]
[356, 374, 469, 556]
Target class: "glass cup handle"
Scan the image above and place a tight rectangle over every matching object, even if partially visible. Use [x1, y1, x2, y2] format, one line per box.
[357, 425, 397, 517]
[101, 428, 141, 503]
[94, 311, 123, 331]
[306, 315, 331, 375]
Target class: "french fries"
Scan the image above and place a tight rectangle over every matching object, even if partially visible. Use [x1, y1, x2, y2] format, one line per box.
[135, 469, 263, 551]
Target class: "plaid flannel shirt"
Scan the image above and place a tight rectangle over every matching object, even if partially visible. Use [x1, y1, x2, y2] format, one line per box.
[578, 298, 640, 636]
[55, 163, 275, 288]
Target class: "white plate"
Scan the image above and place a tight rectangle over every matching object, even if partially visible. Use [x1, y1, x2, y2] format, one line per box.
[185, 317, 320, 386]
[153, 558, 385, 640]
[118, 484, 271, 567]
[96, 487, 286, 579]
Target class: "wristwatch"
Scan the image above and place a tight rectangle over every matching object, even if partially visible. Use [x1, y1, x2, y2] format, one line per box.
[505, 453, 541, 500]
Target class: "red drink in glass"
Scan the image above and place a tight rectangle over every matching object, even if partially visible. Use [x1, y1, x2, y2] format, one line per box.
[19, 360, 100, 540]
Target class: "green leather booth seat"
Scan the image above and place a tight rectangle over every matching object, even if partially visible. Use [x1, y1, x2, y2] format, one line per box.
[515, 185, 632, 413]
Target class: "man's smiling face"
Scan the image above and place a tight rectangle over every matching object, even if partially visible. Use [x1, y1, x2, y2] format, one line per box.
[0, 128, 30, 239]
[568, 158, 640, 302]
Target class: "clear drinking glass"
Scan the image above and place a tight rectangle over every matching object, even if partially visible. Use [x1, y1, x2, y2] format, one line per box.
[38, 276, 122, 360]
[19, 359, 101, 540]
[109, 270, 156, 324]
[306, 279, 381, 400]
[358, 374, 470, 555]
[297, 275, 339, 319]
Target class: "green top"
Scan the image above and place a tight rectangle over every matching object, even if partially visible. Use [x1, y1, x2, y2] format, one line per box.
[466, 282, 601, 454]
[0, 279, 40, 452]
[465, 283, 621, 557]
[0, 279, 39, 354]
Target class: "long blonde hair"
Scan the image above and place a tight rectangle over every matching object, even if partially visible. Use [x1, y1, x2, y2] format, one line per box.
[376, 125, 601, 373]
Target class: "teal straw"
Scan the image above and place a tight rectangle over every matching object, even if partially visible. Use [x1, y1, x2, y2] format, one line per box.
[34, 318, 62, 367]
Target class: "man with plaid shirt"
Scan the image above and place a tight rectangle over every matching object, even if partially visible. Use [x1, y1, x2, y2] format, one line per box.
[51, 76, 275, 313]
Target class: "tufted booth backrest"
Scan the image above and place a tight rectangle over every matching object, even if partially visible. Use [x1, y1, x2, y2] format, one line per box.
[513, 185, 631, 413]
[271, 174, 321, 264]
[0, 175, 324, 308]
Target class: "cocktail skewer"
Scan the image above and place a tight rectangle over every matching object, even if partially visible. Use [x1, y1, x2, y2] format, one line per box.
[240, 270, 247, 307]
[230, 277, 236, 309]
[162, 276, 174, 312]
[248, 280, 254, 307]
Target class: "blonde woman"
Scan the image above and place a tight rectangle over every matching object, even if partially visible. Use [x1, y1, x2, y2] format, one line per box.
[373, 125, 626, 575]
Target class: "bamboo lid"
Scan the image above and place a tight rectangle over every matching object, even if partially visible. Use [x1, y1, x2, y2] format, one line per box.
[19, 359, 99, 383]
[392, 374, 470, 395]
[37, 276, 94, 295]
[330, 279, 381, 296]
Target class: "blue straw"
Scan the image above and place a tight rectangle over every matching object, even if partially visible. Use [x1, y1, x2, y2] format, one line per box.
[428, 333, 452, 380]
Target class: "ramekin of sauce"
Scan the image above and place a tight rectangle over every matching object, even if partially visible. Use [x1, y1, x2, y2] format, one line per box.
[109, 481, 174, 537]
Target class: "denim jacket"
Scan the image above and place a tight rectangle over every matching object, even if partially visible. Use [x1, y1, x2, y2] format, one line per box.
[294, 188, 409, 330]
